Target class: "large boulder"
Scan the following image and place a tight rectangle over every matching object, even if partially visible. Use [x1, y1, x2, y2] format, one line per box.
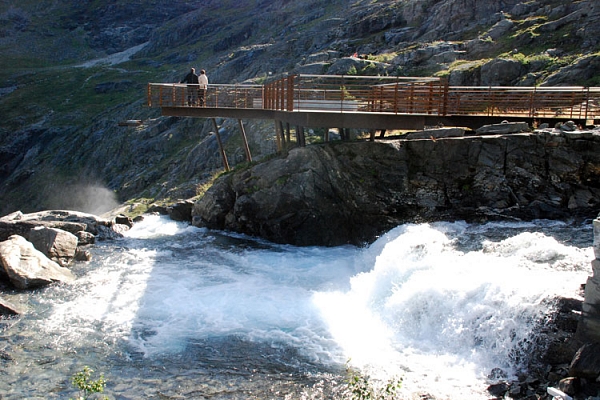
[0, 235, 75, 289]
[28, 227, 78, 267]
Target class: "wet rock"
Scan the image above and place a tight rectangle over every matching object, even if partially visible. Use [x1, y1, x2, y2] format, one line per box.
[114, 214, 133, 228]
[168, 199, 195, 222]
[0, 235, 75, 289]
[97, 224, 128, 240]
[488, 381, 509, 397]
[569, 343, 600, 380]
[76, 231, 95, 246]
[0, 296, 23, 316]
[74, 248, 92, 262]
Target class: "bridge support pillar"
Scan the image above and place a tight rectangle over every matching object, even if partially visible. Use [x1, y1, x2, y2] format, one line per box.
[211, 118, 230, 172]
[296, 126, 306, 147]
[237, 119, 252, 162]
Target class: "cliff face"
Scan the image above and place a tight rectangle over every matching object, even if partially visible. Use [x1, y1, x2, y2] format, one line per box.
[192, 129, 600, 246]
[0, 0, 599, 215]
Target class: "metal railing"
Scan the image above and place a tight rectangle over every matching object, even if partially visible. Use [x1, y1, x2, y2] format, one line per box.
[147, 83, 264, 109]
[148, 75, 600, 121]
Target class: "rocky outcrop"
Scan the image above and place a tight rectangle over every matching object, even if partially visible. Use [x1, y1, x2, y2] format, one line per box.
[0, 235, 75, 289]
[192, 129, 600, 247]
[0, 210, 119, 241]
[0, 210, 134, 290]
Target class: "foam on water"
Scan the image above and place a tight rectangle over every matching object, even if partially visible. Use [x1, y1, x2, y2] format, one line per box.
[313, 222, 592, 398]
[31, 216, 593, 398]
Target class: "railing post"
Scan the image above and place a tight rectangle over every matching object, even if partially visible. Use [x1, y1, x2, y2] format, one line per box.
[488, 86, 493, 116]
[441, 78, 449, 116]
[585, 87, 590, 122]
[393, 83, 399, 114]
[234, 83, 238, 109]
[340, 75, 345, 112]
[427, 82, 434, 115]
[147, 84, 152, 107]
[529, 86, 536, 118]
[287, 75, 295, 111]
[408, 83, 414, 114]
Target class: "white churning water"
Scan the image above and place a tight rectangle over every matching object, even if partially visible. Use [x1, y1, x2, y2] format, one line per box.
[2, 215, 592, 399]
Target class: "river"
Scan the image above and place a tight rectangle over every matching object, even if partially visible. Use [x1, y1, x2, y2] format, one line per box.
[0, 215, 593, 399]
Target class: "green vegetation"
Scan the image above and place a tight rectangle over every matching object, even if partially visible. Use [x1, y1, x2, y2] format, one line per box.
[345, 364, 403, 400]
[69, 366, 108, 400]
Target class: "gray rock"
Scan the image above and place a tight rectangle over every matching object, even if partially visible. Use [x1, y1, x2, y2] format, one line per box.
[168, 199, 195, 222]
[480, 58, 524, 86]
[0, 235, 75, 289]
[476, 122, 530, 135]
[28, 227, 78, 267]
[483, 18, 514, 41]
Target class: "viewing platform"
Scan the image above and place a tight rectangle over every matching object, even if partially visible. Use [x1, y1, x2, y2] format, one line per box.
[148, 74, 600, 131]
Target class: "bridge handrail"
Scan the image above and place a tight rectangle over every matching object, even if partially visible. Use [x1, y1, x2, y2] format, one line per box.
[147, 77, 600, 121]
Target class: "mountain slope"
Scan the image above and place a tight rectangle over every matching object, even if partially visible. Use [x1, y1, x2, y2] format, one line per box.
[0, 0, 598, 215]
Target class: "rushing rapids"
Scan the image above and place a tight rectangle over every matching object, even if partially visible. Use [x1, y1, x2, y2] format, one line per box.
[0, 215, 593, 399]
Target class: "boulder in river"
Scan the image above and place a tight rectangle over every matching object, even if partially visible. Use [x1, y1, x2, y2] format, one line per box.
[0, 235, 75, 289]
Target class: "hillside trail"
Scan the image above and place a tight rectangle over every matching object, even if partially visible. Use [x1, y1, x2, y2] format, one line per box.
[75, 42, 148, 68]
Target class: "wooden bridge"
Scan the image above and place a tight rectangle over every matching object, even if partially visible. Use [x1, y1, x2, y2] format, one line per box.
[147, 74, 599, 169]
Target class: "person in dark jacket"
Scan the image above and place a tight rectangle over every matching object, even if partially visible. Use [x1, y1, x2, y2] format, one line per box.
[180, 68, 199, 106]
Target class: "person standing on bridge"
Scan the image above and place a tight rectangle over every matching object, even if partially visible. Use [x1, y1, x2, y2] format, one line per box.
[198, 69, 208, 107]
[180, 67, 199, 106]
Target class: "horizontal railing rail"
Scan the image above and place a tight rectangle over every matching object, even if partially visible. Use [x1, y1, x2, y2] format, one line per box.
[148, 76, 600, 121]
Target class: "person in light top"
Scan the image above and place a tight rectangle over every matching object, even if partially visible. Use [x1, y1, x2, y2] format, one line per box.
[198, 69, 208, 107]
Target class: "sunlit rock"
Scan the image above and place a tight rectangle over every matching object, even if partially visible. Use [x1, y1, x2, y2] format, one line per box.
[28, 226, 78, 267]
[0, 235, 75, 289]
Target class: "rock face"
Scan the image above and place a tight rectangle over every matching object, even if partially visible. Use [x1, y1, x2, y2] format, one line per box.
[193, 130, 600, 246]
[192, 129, 600, 246]
[0, 235, 75, 289]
